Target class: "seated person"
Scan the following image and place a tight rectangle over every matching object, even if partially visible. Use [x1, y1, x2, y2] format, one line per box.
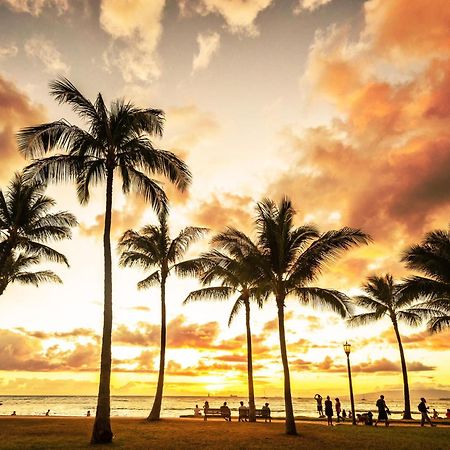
[238, 401, 249, 422]
[432, 409, 439, 419]
[365, 411, 373, 426]
[446, 409, 450, 419]
[194, 404, 202, 417]
[262, 403, 271, 422]
[220, 402, 231, 421]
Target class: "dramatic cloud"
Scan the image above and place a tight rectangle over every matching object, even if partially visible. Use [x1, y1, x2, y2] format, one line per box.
[0, 73, 46, 183]
[24, 36, 70, 74]
[192, 31, 221, 74]
[100, 0, 165, 82]
[0, 0, 68, 15]
[267, 0, 450, 286]
[178, 0, 273, 36]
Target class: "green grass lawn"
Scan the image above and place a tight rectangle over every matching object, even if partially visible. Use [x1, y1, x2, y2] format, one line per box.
[0, 417, 448, 449]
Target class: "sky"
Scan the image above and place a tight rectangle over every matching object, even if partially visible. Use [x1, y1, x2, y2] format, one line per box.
[0, 0, 449, 399]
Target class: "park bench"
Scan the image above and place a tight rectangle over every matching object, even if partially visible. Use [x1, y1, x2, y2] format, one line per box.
[239, 409, 272, 421]
[203, 408, 231, 421]
[255, 409, 271, 421]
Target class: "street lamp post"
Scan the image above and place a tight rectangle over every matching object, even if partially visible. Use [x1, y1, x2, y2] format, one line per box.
[343, 341, 356, 425]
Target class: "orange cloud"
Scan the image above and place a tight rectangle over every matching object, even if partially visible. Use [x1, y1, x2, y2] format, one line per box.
[191, 193, 254, 232]
[0, 73, 46, 183]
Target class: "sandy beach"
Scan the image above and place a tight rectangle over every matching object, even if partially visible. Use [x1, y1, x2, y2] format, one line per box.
[0, 417, 449, 449]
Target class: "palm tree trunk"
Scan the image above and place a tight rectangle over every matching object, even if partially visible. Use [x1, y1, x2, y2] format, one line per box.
[148, 274, 167, 421]
[277, 300, 297, 435]
[244, 299, 256, 422]
[0, 235, 15, 273]
[392, 320, 412, 419]
[91, 171, 114, 444]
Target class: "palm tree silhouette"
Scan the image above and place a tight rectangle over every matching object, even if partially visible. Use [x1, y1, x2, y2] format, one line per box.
[350, 274, 427, 420]
[0, 172, 76, 294]
[0, 252, 63, 295]
[184, 228, 267, 422]
[401, 228, 450, 333]
[16, 78, 191, 443]
[251, 197, 370, 435]
[119, 211, 207, 421]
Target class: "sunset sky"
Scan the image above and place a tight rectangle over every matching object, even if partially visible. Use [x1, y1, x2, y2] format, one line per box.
[0, 0, 449, 399]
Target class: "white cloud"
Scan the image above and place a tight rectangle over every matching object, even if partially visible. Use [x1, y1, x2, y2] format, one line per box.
[100, 0, 165, 83]
[192, 31, 220, 74]
[0, 0, 68, 15]
[0, 44, 18, 59]
[24, 36, 70, 74]
[179, 0, 273, 36]
[294, 0, 333, 14]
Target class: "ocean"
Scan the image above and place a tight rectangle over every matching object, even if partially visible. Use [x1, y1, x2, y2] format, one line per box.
[1, 395, 449, 419]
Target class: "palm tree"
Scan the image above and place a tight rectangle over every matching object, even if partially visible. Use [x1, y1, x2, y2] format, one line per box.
[0, 171, 76, 293]
[0, 251, 63, 295]
[17, 78, 191, 443]
[118, 211, 207, 421]
[249, 197, 370, 435]
[349, 274, 428, 420]
[401, 228, 450, 333]
[183, 229, 267, 422]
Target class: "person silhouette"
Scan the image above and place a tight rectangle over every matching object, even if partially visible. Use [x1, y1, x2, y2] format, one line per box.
[45, 409, 50, 416]
[314, 394, 323, 417]
[418, 398, 435, 427]
[374, 395, 389, 427]
[325, 396, 333, 426]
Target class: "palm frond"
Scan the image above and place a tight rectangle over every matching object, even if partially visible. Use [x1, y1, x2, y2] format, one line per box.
[228, 296, 245, 326]
[294, 286, 352, 318]
[137, 270, 160, 290]
[348, 311, 382, 327]
[184, 286, 235, 304]
[12, 270, 62, 286]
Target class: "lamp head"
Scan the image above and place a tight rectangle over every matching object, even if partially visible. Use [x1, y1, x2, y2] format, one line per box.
[343, 341, 351, 356]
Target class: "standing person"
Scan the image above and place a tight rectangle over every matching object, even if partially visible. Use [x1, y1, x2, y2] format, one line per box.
[203, 400, 209, 412]
[335, 398, 342, 423]
[375, 395, 390, 427]
[314, 394, 324, 417]
[418, 398, 435, 427]
[325, 396, 334, 426]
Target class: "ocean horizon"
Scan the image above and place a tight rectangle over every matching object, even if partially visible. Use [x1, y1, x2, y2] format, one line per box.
[1, 395, 449, 419]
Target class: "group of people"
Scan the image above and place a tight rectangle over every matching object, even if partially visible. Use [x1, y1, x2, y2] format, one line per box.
[314, 394, 347, 425]
[194, 401, 271, 422]
[315, 393, 443, 427]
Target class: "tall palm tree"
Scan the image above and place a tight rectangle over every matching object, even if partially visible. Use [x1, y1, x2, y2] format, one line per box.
[349, 274, 427, 420]
[401, 228, 450, 333]
[0, 251, 63, 295]
[183, 229, 267, 422]
[248, 197, 370, 435]
[17, 78, 191, 443]
[118, 211, 207, 421]
[0, 172, 76, 294]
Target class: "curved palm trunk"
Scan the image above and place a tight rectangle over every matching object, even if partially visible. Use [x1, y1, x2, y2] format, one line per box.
[148, 275, 167, 421]
[91, 171, 114, 444]
[392, 320, 412, 420]
[244, 299, 256, 422]
[0, 237, 15, 273]
[277, 301, 297, 435]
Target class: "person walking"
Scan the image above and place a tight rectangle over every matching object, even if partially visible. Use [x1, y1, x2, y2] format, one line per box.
[335, 398, 342, 423]
[418, 398, 435, 427]
[374, 395, 390, 427]
[325, 396, 334, 426]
